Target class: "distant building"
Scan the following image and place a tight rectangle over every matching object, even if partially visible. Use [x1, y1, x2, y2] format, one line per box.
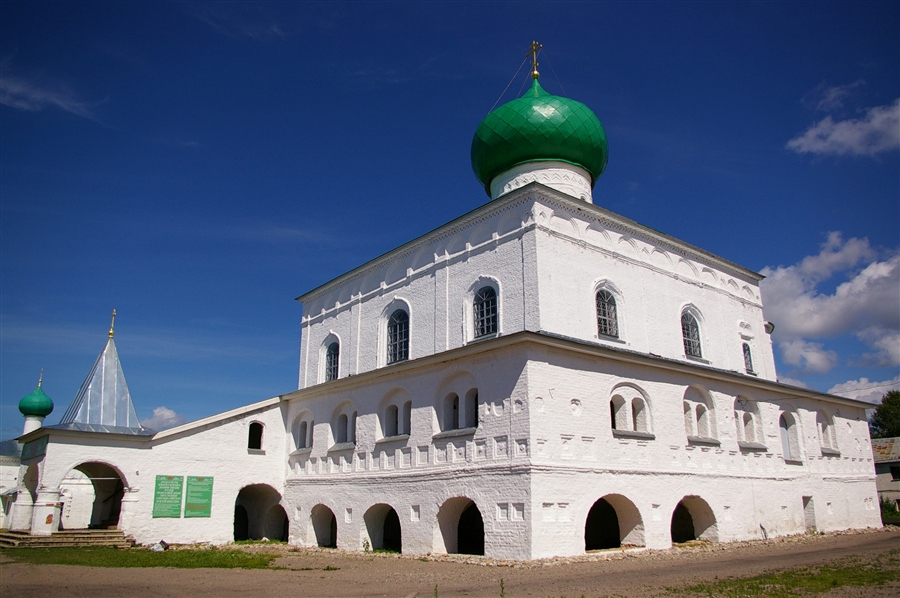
[872, 438, 900, 510]
[7, 55, 881, 558]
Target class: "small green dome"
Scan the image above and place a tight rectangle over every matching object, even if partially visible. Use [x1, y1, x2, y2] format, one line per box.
[471, 78, 608, 196]
[19, 385, 54, 418]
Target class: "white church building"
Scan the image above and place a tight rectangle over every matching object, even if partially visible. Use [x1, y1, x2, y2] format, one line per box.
[6, 53, 881, 559]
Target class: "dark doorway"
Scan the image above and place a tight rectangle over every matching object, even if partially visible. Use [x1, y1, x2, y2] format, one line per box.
[383, 508, 402, 552]
[264, 504, 289, 541]
[311, 504, 337, 548]
[234, 505, 249, 541]
[670, 501, 695, 543]
[234, 484, 281, 541]
[457, 503, 484, 555]
[328, 513, 338, 548]
[585, 498, 621, 550]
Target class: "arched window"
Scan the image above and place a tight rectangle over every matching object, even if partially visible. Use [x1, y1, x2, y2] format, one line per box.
[695, 404, 709, 437]
[610, 391, 651, 436]
[325, 342, 340, 381]
[817, 411, 837, 452]
[683, 402, 694, 436]
[683, 387, 716, 442]
[780, 413, 800, 462]
[596, 290, 619, 338]
[385, 405, 399, 437]
[444, 393, 460, 430]
[293, 415, 312, 450]
[336, 413, 349, 443]
[465, 389, 479, 428]
[632, 398, 647, 432]
[742, 343, 754, 373]
[248, 422, 263, 450]
[387, 309, 409, 364]
[681, 312, 702, 358]
[402, 401, 412, 435]
[473, 287, 498, 338]
[734, 396, 763, 447]
[298, 421, 309, 449]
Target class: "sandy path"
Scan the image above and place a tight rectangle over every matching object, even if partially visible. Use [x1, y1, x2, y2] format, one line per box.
[2, 527, 898, 597]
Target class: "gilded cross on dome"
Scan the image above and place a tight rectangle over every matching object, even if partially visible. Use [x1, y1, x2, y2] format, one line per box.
[527, 40, 542, 79]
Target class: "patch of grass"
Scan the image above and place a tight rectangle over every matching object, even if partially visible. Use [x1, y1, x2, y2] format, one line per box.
[322, 565, 340, 571]
[231, 538, 286, 545]
[0, 546, 278, 569]
[670, 549, 900, 596]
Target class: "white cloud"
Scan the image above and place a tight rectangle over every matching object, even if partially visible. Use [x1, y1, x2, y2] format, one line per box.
[0, 76, 99, 120]
[761, 232, 900, 374]
[140, 406, 186, 431]
[828, 375, 900, 405]
[857, 326, 900, 368]
[778, 338, 838, 374]
[786, 98, 900, 156]
[761, 234, 899, 339]
[802, 81, 864, 112]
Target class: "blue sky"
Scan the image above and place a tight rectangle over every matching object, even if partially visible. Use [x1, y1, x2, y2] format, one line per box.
[2, 1, 898, 437]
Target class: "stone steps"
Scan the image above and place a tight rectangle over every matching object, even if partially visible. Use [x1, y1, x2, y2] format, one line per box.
[0, 529, 135, 549]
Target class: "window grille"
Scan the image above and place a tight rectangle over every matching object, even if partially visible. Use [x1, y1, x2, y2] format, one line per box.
[743, 342, 754, 373]
[387, 310, 409, 364]
[596, 290, 618, 338]
[325, 342, 339, 381]
[474, 287, 498, 338]
[681, 312, 702, 358]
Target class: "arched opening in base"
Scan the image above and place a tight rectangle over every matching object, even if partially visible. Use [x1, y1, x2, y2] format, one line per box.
[234, 505, 249, 541]
[585, 498, 620, 550]
[265, 504, 289, 541]
[435, 497, 485, 556]
[458, 503, 484, 555]
[670, 495, 717, 544]
[59, 462, 126, 530]
[363, 504, 402, 553]
[311, 504, 337, 548]
[234, 484, 283, 541]
[584, 494, 645, 551]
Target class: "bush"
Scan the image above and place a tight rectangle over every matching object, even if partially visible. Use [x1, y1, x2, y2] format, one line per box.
[880, 496, 900, 520]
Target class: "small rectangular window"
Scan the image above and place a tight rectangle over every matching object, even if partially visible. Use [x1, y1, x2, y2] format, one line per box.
[891, 466, 900, 481]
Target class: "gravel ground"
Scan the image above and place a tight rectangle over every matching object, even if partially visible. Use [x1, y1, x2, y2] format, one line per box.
[1, 526, 898, 597]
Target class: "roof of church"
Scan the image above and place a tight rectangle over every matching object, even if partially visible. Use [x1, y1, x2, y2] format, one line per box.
[57, 328, 149, 434]
[873, 437, 900, 463]
[470, 78, 608, 196]
[18, 379, 54, 417]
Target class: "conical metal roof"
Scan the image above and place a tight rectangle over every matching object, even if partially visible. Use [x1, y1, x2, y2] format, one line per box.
[57, 334, 146, 434]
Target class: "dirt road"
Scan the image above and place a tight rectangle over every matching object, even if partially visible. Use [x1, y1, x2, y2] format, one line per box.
[2, 527, 898, 597]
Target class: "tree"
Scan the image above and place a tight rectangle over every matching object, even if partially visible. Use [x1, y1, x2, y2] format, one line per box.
[869, 390, 900, 439]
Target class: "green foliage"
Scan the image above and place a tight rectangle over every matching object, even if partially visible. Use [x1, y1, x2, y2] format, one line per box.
[671, 549, 899, 596]
[881, 496, 900, 519]
[0, 546, 277, 569]
[869, 390, 900, 439]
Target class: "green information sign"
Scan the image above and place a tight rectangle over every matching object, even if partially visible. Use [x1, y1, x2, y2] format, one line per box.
[152, 475, 184, 518]
[184, 476, 214, 518]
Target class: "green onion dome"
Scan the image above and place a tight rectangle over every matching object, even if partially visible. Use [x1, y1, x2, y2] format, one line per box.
[19, 384, 54, 418]
[471, 78, 608, 196]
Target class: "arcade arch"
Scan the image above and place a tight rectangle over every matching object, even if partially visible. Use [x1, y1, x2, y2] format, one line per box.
[234, 484, 286, 541]
[363, 503, 402, 552]
[59, 462, 126, 530]
[434, 497, 484, 555]
[311, 504, 338, 548]
[670, 496, 718, 543]
[584, 494, 644, 551]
